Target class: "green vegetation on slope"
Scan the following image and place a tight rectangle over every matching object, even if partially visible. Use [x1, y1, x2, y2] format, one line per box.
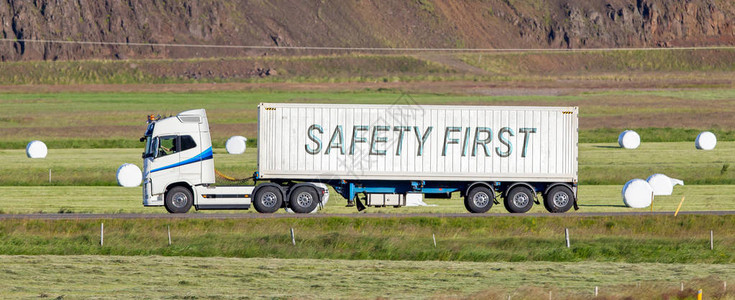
[0, 55, 457, 85]
[1, 49, 734, 85]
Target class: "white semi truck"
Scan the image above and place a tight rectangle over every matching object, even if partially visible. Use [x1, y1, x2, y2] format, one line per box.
[141, 103, 578, 214]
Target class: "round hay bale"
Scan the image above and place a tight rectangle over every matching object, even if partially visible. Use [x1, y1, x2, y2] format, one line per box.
[617, 130, 640, 149]
[695, 131, 717, 150]
[117, 163, 143, 188]
[647, 173, 684, 196]
[26, 140, 48, 158]
[622, 179, 653, 208]
[225, 136, 248, 154]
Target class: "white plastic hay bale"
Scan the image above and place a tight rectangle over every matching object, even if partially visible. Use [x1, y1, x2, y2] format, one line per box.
[285, 183, 329, 213]
[646, 173, 684, 196]
[117, 163, 143, 188]
[26, 140, 48, 158]
[695, 131, 717, 150]
[225, 136, 248, 154]
[617, 130, 641, 149]
[622, 179, 653, 208]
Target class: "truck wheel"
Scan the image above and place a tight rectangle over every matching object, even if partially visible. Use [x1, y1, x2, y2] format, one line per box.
[505, 186, 534, 213]
[464, 186, 494, 213]
[253, 186, 283, 213]
[544, 186, 574, 213]
[289, 186, 319, 213]
[165, 186, 193, 214]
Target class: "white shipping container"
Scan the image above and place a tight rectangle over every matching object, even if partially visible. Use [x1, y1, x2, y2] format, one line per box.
[257, 103, 578, 183]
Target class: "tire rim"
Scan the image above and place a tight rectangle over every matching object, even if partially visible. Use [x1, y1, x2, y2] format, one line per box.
[296, 192, 313, 208]
[172, 192, 188, 208]
[472, 192, 490, 208]
[261, 192, 278, 208]
[513, 192, 529, 208]
[553, 192, 569, 207]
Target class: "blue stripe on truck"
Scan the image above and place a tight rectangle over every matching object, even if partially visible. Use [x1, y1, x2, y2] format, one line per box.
[151, 147, 213, 173]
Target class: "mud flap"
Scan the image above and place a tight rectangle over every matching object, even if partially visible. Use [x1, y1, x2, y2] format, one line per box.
[355, 197, 366, 212]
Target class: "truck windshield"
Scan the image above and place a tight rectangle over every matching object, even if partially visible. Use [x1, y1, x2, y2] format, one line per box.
[142, 123, 156, 158]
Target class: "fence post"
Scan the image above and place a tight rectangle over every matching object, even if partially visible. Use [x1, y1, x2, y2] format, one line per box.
[167, 225, 172, 246]
[565, 228, 570, 248]
[710, 230, 714, 250]
[595, 286, 598, 297]
[100, 223, 104, 246]
[290, 228, 296, 246]
[432, 233, 436, 248]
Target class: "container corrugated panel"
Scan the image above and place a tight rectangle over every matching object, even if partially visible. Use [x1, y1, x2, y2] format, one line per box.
[257, 103, 578, 182]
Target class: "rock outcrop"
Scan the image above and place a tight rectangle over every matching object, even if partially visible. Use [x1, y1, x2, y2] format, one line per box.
[0, 0, 733, 61]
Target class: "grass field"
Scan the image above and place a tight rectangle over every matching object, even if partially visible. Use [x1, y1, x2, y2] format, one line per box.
[2, 88, 735, 148]
[1, 50, 735, 299]
[1, 255, 732, 299]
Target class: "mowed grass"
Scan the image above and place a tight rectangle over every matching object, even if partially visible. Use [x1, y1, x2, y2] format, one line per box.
[1, 255, 733, 299]
[1, 141, 733, 187]
[2, 89, 735, 148]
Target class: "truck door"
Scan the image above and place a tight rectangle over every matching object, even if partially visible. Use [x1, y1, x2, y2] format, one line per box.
[178, 134, 204, 185]
[149, 135, 181, 193]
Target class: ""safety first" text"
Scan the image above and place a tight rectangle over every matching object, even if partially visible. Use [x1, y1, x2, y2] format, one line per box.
[305, 125, 537, 157]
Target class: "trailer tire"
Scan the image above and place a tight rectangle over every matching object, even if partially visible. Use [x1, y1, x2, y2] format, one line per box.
[289, 186, 319, 213]
[253, 186, 283, 214]
[464, 186, 494, 213]
[505, 186, 534, 213]
[165, 186, 193, 214]
[544, 186, 574, 213]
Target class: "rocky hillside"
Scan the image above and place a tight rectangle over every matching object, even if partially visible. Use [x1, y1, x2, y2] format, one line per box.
[1, 0, 733, 61]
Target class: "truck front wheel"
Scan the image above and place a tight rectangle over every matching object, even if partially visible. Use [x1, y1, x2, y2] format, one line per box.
[505, 186, 534, 213]
[253, 186, 283, 213]
[289, 186, 319, 213]
[165, 186, 193, 214]
[544, 186, 574, 213]
[464, 186, 494, 213]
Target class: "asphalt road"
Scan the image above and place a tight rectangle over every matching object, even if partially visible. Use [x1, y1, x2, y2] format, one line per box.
[1, 211, 734, 220]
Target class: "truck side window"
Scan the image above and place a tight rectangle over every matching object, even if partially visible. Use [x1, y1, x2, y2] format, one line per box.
[157, 136, 177, 157]
[180, 135, 197, 152]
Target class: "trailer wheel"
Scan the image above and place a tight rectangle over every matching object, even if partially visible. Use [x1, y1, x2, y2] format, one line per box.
[464, 186, 494, 213]
[253, 186, 283, 213]
[289, 186, 319, 213]
[544, 186, 574, 213]
[505, 186, 534, 213]
[165, 186, 193, 214]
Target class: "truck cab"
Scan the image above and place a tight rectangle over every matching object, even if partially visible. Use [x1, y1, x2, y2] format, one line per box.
[141, 109, 328, 213]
